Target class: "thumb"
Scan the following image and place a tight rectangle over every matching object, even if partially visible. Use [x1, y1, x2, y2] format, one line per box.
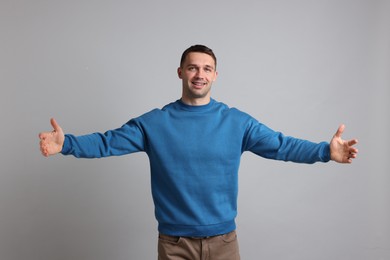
[334, 124, 345, 138]
[50, 118, 62, 132]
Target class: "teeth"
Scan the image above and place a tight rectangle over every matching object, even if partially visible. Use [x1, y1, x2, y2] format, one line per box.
[193, 82, 205, 86]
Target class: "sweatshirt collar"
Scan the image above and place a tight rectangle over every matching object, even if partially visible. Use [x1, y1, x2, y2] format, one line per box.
[177, 98, 215, 112]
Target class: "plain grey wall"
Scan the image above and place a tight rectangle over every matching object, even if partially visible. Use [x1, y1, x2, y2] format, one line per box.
[1, 0, 389, 259]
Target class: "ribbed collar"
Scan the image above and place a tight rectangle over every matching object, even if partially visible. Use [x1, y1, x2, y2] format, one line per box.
[176, 98, 216, 112]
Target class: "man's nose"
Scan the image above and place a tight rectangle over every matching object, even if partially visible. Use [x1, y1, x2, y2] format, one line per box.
[195, 69, 204, 78]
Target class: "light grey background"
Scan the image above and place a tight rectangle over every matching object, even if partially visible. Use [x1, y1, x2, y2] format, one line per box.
[1, 0, 389, 259]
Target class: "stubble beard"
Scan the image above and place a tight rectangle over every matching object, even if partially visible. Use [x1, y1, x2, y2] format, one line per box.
[186, 83, 212, 100]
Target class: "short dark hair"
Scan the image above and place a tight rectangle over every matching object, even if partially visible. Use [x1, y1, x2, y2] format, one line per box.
[180, 44, 217, 68]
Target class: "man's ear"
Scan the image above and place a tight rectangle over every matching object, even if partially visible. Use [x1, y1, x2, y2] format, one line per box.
[213, 71, 218, 82]
[177, 67, 182, 79]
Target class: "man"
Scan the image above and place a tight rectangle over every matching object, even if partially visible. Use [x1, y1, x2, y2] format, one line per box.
[39, 45, 358, 260]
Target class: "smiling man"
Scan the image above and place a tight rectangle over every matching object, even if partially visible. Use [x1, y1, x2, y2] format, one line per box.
[39, 44, 358, 260]
[178, 48, 218, 105]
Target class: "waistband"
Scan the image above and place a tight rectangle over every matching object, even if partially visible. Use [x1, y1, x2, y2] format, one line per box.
[159, 230, 237, 241]
[158, 219, 236, 237]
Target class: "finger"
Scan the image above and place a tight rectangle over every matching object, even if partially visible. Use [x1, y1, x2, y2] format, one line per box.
[39, 132, 50, 140]
[346, 153, 354, 162]
[349, 147, 359, 155]
[349, 145, 358, 152]
[50, 118, 61, 132]
[40, 145, 47, 157]
[350, 153, 357, 159]
[40, 141, 48, 157]
[38, 132, 45, 140]
[347, 139, 358, 146]
[42, 149, 49, 157]
[40, 140, 46, 149]
[334, 124, 345, 138]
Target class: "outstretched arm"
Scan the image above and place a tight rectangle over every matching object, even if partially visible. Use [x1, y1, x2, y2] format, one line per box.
[39, 118, 65, 157]
[330, 124, 358, 164]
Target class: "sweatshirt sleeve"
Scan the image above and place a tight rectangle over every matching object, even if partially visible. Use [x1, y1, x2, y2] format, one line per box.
[243, 118, 330, 164]
[61, 119, 145, 158]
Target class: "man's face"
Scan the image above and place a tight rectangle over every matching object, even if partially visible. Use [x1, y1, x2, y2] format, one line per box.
[178, 52, 218, 105]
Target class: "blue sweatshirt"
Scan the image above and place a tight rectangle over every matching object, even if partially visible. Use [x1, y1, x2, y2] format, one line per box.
[61, 98, 330, 237]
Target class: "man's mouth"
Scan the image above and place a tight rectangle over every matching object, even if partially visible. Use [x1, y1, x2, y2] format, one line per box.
[191, 81, 207, 88]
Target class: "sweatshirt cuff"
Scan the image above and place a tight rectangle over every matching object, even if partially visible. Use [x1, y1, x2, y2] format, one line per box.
[320, 142, 331, 162]
[61, 135, 71, 155]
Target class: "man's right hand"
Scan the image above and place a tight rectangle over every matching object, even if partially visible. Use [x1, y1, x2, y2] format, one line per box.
[39, 118, 65, 157]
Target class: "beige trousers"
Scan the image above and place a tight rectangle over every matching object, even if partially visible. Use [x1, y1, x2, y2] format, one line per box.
[158, 230, 240, 260]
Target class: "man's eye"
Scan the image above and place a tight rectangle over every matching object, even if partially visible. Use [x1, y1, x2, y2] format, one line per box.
[188, 67, 196, 71]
